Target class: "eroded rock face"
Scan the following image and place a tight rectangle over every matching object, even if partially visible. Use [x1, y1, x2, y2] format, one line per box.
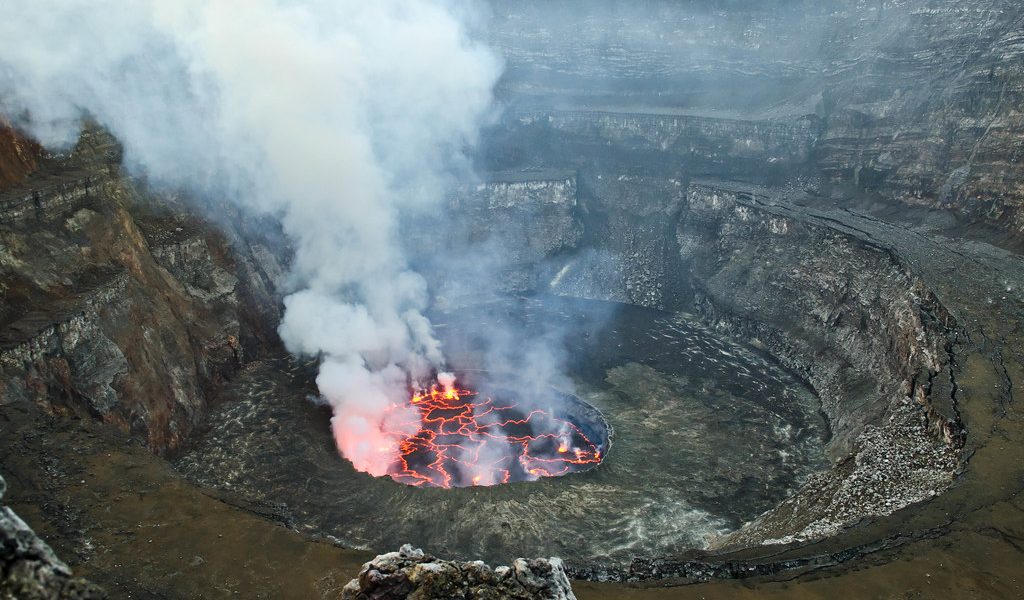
[0, 474, 105, 599]
[679, 182, 959, 457]
[410, 171, 583, 305]
[816, 0, 1024, 229]
[487, 0, 1024, 232]
[675, 182, 963, 547]
[0, 121, 41, 189]
[342, 545, 576, 600]
[0, 126, 286, 452]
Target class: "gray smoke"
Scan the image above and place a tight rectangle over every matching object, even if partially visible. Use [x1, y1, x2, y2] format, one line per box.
[0, 0, 501, 475]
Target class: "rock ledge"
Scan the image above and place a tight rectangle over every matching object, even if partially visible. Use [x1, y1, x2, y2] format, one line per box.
[342, 545, 576, 600]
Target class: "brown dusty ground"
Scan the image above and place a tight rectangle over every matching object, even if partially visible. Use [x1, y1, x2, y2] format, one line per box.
[1, 401, 370, 599]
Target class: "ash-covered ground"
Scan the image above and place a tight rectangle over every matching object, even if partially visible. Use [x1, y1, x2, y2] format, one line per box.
[174, 297, 827, 569]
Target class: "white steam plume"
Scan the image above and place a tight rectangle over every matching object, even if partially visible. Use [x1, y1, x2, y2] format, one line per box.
[0, 1, 501, 475]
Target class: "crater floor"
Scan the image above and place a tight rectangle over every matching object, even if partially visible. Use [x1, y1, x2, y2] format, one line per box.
[174, 297, 827, 568]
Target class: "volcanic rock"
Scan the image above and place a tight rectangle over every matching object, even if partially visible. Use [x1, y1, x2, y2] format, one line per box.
[0, 120, 41, 188]
[0, 124, 288, 452]
[341, 545, 576, 600]
[489, 0, 1024, 232]
[0, 474, 105, 599]
[3, 0, 1024, 594]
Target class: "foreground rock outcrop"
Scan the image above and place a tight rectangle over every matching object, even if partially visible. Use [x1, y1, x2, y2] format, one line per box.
[342, 545, 576, 600]
[0, 474, 104, 599]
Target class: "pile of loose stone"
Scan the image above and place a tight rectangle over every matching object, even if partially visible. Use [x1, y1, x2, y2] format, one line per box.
[342, 545, 577, 600]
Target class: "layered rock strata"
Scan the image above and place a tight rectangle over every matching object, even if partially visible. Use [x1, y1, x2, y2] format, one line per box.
[0, 126, 286, 452]
[488, 0, 1024, 231]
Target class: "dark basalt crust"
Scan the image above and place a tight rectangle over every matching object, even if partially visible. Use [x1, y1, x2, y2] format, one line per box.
[388, 381, 611, 487]
[546, 391, 612, 471]
[471, 387, 612, 479]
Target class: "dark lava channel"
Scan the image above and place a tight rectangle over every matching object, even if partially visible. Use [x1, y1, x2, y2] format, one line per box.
[174, 297, 828, 568]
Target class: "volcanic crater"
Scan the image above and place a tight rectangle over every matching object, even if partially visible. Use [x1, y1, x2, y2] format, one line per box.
[3, 1, 1024, 598]
[174, 298, 831, 568]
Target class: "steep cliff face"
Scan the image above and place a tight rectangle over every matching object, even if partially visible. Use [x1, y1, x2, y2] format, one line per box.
[0, 121, 41, 189]
[487, 0, 1024, 233]
[487, 0, 830, 111]
[679, 182, 959, 457]
[511, 110, 819, 182]
[412, 172, 583, 303]
[818, 0, 1024, 230]
[0, 127, 286, 452]
[550, 172, 690, 307]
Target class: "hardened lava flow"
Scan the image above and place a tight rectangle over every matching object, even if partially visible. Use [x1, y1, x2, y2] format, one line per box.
[384, 378, 609, 488]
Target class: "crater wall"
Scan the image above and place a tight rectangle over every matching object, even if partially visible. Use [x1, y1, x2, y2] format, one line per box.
[436, 168, 964, 556]
[0, 127, 287, 452]
[487, 0, 1024, 232]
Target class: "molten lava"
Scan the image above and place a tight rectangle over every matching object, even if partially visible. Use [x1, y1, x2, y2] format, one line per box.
[381, 379, 603, 488]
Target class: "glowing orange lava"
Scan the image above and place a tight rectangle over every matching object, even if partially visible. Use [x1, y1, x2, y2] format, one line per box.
[383, 379, 604, 488]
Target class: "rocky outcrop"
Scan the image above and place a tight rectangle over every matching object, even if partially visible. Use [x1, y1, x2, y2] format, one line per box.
[342, 545, 576, 600]
[0, 474, 105, 599]
[0, 121, 41, 188]
[0, 171, 115, 224]
[1, 272, 131, 418]
[0, 181, 233, 449]
[0, 126, 285, 452]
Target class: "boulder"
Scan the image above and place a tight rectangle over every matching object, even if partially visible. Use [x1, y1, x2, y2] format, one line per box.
[342, 545, 576, 600]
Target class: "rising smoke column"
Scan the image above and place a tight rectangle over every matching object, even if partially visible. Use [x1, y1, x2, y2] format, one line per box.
[0, 0, 501, 475]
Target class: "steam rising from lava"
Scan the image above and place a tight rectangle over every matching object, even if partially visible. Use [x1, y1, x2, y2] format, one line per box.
[0, 1, 501, 476]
